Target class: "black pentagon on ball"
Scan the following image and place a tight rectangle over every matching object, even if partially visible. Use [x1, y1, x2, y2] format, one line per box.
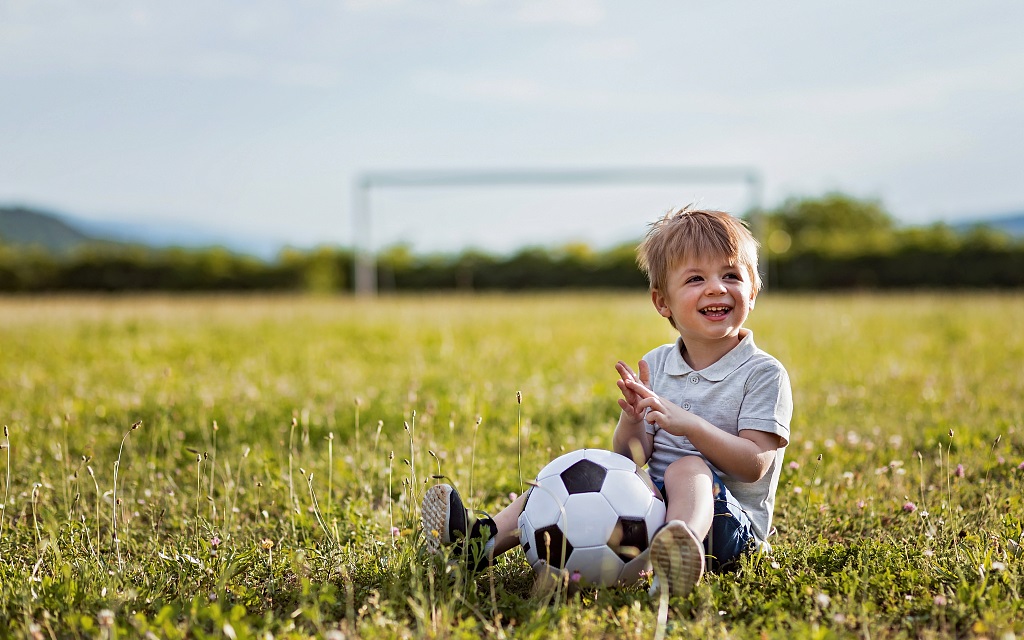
[560, 459, 607, 495]
[610, 517, 649, 563]
[534, 524, 573, 568]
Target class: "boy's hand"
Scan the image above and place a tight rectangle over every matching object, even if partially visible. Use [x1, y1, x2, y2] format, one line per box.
[621, 373, 699, 437]
[615, 360, 653, 424]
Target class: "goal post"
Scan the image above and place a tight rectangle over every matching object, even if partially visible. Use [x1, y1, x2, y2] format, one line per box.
[352, 166, 763, 296]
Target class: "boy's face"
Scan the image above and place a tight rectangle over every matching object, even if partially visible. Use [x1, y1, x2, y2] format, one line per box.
[652, 254, 756, 345]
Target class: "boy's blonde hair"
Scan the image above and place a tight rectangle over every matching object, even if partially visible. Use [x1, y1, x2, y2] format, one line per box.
[638, 206, 762, 295]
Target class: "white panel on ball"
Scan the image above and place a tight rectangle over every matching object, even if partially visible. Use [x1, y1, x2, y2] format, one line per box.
[561, 493, 619, 548]
[602, 468, 659, 519]
[521, 479, 569, 526]
[643, 495, 668, 536]
[567, 545, 625, 586]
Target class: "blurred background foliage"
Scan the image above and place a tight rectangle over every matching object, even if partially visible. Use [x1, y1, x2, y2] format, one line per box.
[1, 192, 1022, 292]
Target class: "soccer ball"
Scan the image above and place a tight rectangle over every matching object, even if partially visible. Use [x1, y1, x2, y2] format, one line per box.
[517, 449, 666, 587]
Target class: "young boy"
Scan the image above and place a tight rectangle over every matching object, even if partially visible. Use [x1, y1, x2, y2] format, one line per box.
[421, 206, 792, 599]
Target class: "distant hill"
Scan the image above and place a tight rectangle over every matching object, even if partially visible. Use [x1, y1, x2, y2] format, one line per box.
[65, 215, 286, 260]
[952, 211, 1024, 237]
[0, 206, 115, 254]
[1, 205, 285, 259]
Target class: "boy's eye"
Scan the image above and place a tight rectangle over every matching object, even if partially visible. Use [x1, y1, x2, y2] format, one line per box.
[686, 276, 703, 284]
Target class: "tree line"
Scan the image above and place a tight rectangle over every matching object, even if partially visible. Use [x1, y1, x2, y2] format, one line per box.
[1, 193, 1021, 293]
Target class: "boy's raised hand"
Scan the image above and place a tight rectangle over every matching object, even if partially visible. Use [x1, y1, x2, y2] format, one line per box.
[615, 360, 653, 423]
[620, 365, 698, 437]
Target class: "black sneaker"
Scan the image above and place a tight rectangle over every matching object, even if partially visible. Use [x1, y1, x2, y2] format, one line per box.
[421, 483, 496, 571]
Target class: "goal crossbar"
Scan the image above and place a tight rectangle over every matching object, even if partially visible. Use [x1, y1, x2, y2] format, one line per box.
[352, 166, 763, 295]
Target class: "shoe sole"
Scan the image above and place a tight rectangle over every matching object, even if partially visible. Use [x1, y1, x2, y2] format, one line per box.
[421, 484, 467, 554]
[649, 520, 705, 598]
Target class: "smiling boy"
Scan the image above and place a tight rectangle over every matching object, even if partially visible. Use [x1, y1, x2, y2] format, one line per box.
[422, 206, 792, 601]
[613, 205, 792, 597]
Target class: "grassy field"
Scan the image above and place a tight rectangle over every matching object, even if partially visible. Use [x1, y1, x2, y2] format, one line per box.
[0, 292, 1022, 639]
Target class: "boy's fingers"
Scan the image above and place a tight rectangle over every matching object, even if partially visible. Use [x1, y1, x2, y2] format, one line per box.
[638, 360, 652, 387]
[616, 361, 637, 383]
[625, 378, 656, 398]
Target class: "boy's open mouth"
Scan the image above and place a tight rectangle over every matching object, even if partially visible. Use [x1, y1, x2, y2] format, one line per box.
[699, 305, 732, 317]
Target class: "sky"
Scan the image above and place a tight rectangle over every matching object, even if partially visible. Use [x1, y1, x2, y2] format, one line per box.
[2, 1, 1023, 255]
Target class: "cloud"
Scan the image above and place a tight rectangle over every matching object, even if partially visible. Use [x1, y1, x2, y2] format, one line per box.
[570, 36, 637, 61]
[515, 0, 605, 27]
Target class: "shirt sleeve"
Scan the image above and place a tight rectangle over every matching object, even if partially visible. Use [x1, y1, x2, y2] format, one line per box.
[738, 361, 793, 447]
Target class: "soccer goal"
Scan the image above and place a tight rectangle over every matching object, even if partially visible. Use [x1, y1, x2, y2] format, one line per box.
[351, 166, 763, 295]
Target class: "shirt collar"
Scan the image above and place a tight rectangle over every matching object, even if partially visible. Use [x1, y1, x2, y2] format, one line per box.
[664, 329, 757, 381]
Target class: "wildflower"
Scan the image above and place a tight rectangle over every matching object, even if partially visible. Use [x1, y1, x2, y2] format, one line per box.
[390, 526, 401, 538]
[788, 461, 800, 470]
[990, 561, 1006, 572]
[814, 592, 831, 608]
[934, 594, 948, 606]
[260, 538, 274, 550]
[902, 501, 917, 513]
[210, 536, 221, 548]
[570, 570, 582, 583]
[1018, 461, 1024, 470]
[793, 486, 803, 494]
[955, 464, 964, 478]
[923, 549, 934, 557]
[857, 500, 866, 509]
[509, 492, 518, 501]
[97, 609, 115, 628]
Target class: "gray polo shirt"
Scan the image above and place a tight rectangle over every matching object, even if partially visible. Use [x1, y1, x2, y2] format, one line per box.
[643, 329, 792, 543]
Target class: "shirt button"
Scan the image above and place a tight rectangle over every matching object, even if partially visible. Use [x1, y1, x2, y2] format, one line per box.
[689, 376, 699, 384]
[683, 402, 691, 410]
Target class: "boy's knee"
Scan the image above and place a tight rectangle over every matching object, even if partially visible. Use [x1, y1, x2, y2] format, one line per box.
[664, 455, 712, 482]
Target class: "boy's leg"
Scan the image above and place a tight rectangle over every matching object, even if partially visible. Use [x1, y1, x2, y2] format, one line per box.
[421, 484, 526, 567]
[649, 455, 714, 598]
[491, 492, 529, 555]
[662, 455, 715, 539]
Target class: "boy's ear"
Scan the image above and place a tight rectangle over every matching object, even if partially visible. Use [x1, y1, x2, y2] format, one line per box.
[651, 289, 672, 319]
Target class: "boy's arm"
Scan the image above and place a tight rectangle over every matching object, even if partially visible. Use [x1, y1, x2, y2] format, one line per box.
[612, 360, 655, 466]
[612, 410, 654, 466]
[621, 377, 781, 483]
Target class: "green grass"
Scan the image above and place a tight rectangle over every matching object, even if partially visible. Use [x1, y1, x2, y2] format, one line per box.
[0, 292, 1022, 639]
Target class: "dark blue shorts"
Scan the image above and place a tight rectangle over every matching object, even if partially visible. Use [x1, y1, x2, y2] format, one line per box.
[653, 470, 756, 572]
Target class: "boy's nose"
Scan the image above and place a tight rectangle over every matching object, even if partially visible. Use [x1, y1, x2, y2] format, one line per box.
[705, 279, 727, 293]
